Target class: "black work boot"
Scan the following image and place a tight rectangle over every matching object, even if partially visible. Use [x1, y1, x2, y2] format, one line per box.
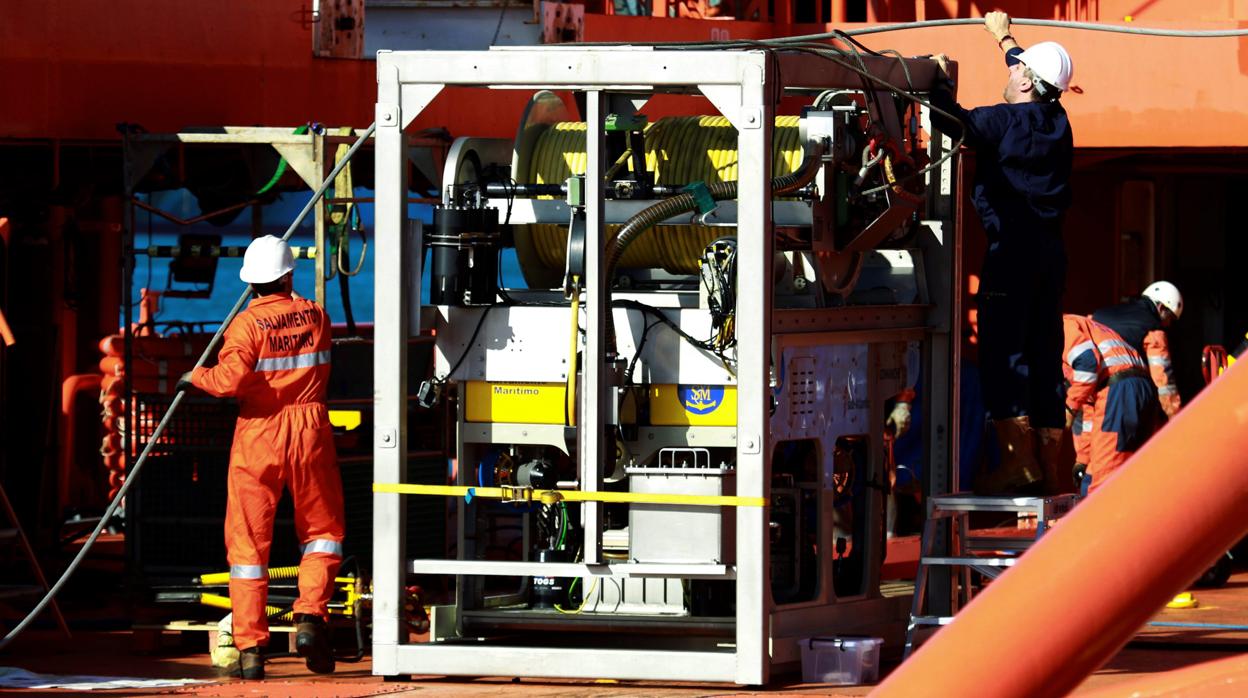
[238, 646, 265, 680]
[294, 614, 335, 674]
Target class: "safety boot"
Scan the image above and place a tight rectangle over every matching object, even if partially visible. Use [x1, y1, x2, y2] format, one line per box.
[295, 614, 336, 674]
[975, 417, 1043, 494]
[1036, 427, 1070, 495]
[238, 647, 264, 681]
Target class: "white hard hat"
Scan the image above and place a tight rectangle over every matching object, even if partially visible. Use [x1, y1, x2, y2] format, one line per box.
[239, 235, 295, 284]
[1017, 41, 1073, 92]
[1143, 280, 1183, 319]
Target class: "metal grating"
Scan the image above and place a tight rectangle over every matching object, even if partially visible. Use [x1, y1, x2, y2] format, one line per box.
[788, 355, 818, 422]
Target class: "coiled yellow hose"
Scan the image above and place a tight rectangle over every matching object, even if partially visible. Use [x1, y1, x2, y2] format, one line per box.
[514, 116, 802, 285]
[199, 566, 301, 586]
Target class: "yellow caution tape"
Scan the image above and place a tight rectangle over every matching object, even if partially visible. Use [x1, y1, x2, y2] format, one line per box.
[372, 482, 765, 508]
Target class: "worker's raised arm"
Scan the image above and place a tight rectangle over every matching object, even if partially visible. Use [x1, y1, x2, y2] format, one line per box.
[927, 62, 1012, 148]
[192, 315, 259, 398]
[984, 11, 1020, 53]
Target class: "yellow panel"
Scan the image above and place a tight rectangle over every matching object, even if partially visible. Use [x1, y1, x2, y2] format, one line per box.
[650, 384, 736, 426]
[465, 382, 567, 424]
[328, 410, 361, 431]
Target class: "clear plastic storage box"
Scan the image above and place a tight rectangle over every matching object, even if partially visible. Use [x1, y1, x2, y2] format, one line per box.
[799, 636, 884, 685]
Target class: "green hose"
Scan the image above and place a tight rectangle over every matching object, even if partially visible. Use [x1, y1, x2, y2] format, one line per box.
[256, 124, 311, 195]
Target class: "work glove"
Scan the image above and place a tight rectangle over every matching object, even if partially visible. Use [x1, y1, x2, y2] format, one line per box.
[1072, 462, 1087, 489]
[1065, 406, 1077, 431]
[886, 401, 912, 438]
[175, 370, 195, 394]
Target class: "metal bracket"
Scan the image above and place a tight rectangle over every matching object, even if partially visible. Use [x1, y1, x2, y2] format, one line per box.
[499, 485, 534, 503]
[399, 84, 446, 129]
[270, 141, 321, 193]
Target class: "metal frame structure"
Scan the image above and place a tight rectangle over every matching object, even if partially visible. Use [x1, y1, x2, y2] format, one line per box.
[122, 126, 378, 308]
[372, 46, 958, 684]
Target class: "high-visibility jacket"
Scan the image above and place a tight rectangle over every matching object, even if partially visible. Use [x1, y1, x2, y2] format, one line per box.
[192, 292, 344, 651]
[1091, 297, 1181, 418]
[193, 293, 332, 413]
[1063, 314, 1159, 494]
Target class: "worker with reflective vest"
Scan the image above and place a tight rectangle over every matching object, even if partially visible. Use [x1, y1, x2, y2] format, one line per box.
[1092, 280, 1183, 419]
[1062, 314, 1160, 495]
[181, 235, 343, 680]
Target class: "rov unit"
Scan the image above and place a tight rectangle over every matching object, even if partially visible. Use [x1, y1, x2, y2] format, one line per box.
[372, 45, 959, 684]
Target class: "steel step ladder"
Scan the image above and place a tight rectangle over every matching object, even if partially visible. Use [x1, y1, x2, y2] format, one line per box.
[0, 483, 71, 640]
[904, 493, 1077, 658]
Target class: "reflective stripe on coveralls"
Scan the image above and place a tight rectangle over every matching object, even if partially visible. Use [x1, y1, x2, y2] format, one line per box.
[255, 350, 331, 373]
[191, 292, 345, 651]
[302, 538, 344, 557]
[231, 564, 265, 579]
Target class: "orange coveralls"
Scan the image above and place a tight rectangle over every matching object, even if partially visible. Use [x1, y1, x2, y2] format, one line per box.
[1063, 315, 1159, 494]
[192, 293, 344, 651]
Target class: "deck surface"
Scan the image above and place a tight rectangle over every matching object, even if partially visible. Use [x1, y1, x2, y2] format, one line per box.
[5, 539, 1247, 696]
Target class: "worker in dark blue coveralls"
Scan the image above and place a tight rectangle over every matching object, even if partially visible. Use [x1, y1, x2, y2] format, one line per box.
[929, 11, 1075, 494]
[1092, 281, 1184, 419]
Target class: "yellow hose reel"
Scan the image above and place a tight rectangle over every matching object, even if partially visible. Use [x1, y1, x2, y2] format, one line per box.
[512, 115, 805, 288]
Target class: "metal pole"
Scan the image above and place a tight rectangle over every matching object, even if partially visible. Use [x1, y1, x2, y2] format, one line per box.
[314, 130, 327, 307]
[372, 73, 410, 677]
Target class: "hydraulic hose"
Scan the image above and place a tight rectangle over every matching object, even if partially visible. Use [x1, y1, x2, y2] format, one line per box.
[837, 17, 1248, 40]
[0, 121, 378, 652]
[652, 17, 1248, 49]
[602, 141, 824, 354]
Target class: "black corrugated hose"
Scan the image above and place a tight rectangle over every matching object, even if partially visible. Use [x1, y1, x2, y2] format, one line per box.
[603, 140, 825, 355]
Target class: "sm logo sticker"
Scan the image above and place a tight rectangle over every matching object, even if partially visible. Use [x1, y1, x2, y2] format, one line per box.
[680, 385, 724, 414]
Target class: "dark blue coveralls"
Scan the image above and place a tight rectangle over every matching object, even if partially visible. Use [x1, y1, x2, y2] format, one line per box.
[930, 47, 1074, 430]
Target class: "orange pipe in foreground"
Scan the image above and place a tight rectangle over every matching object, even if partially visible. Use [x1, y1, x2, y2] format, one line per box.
[874, 360, 1248, 698]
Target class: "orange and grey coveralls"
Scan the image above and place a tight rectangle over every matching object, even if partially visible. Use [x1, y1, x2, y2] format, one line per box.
[191, 292, 344, 651]
[1062, 314, 1160, 494]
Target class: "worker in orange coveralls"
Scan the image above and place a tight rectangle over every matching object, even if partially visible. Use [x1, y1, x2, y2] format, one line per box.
[1062, 314, 1160, 496]
[177, 235, 343, 680]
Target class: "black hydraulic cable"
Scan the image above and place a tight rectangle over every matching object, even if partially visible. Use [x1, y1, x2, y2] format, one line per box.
[643, 17, 1248, 49]
[641, 38, 968, 196]
[819, 18, 1248, 41]
[338, 261, 358, 336]
[0, 122, 379, 651]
